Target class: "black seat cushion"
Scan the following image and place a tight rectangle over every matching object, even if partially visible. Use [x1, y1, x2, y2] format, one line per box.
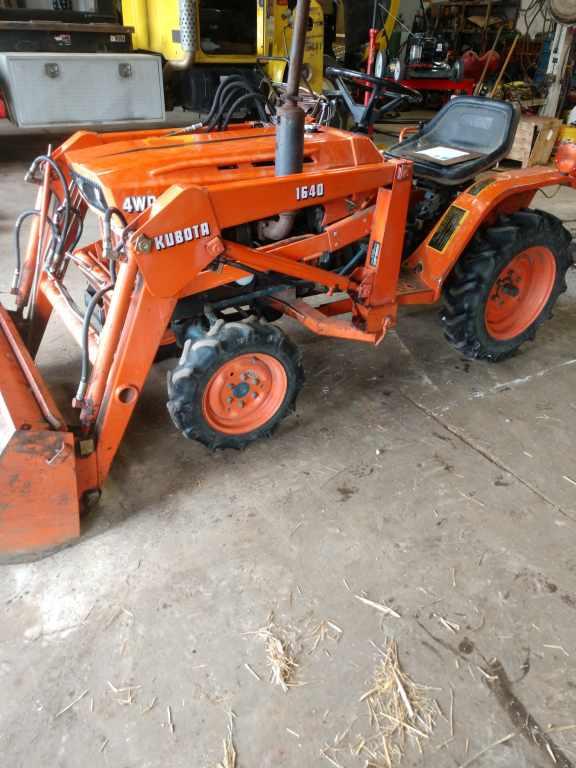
[386, 97, 519, 186]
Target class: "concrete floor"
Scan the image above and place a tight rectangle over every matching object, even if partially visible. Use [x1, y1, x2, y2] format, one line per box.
[1, 130, 576, 768]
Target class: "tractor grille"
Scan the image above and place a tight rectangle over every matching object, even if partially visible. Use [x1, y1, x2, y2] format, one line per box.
[429, 206, 468, 252]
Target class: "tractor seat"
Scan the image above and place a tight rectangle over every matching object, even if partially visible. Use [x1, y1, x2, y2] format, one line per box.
[386, 96, 519, 186]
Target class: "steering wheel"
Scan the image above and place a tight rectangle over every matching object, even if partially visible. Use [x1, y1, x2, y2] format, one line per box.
[325, 65, 422, 105]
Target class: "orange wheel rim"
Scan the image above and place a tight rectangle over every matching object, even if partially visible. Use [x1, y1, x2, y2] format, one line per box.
[485, 246, 556, 341]
[202, 353, 288, 435]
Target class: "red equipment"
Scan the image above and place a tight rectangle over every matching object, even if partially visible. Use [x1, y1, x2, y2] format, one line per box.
[396, 77, 475, 96]
[461, 49, 501, 80]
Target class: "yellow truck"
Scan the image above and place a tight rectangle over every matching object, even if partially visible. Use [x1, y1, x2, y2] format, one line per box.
[123, 0, 325, 111]
[0, 1, 397, 128]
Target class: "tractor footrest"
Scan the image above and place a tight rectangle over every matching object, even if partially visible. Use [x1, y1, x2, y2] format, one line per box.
[0, 304, 80, 560]
[396, 269, 435, 302]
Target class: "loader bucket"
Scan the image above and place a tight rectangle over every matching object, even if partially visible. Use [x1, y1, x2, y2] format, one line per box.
[0, 304, 80, 560]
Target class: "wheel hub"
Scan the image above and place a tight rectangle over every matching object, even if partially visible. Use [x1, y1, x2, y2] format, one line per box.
[231, 381, 251, 399]
[203, 353, 288, 435]
[499, 272, 521, 298]
[485, 246, 556, 341]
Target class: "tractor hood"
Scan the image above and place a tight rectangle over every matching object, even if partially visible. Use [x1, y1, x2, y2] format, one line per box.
[61, 125, 385, 217]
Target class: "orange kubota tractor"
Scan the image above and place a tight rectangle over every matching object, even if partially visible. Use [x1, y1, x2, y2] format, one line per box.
[1, 0, 575, 559]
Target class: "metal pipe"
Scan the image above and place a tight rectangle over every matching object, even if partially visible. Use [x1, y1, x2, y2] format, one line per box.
[42, 278, 99, 362]
[16, 157, 51, 314]
[164, 0, 197, 77]
[258, 212, 297, 241]
[285, 0, 312, 104]
[489, 33, 520, 98]
[68, 248, 113, 288]
[275, 0, 311, 178]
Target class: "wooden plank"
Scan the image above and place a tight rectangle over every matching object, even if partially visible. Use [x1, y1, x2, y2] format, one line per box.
[507, 116, 562, 167]
[507, 119, 537, 167]
[529, 118, 561, 166]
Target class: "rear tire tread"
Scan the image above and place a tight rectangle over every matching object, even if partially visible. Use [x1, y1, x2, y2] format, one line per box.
[440, 209, 573, 361]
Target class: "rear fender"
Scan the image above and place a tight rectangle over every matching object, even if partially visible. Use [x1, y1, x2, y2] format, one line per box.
[406, 167, 573, 301]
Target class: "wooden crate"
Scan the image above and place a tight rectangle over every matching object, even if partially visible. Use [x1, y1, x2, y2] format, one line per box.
[506, 116, 562, 167]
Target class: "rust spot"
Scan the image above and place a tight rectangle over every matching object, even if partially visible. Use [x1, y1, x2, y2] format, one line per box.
[12, 430, 62, 458]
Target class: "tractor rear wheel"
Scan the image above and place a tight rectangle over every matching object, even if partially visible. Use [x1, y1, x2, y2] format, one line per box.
[441, 209, 573, 361]
[167, 320, 304, 450]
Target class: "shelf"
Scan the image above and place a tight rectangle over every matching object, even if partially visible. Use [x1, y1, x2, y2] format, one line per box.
[427, 1, 504, 6]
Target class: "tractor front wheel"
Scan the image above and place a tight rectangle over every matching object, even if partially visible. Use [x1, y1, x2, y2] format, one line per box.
[441, 209, 573, 361]
[167, 320, 304, 450]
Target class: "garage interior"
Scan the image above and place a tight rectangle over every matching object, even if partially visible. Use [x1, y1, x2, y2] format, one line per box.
[1, 2, 576, 768]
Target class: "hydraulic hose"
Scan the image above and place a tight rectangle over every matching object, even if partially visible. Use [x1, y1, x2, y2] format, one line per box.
[205, 76, 251, 124]
[75, 205, 128, 400]
[102, 206, 128, 284]
[337, 245, 367, 275]
[12, 209, 58, 294]
[27, 155, 71, 260]
[66, 208, 84, 254]
[207, 83, 260, 131]
[75, 283, 114, 403]
[169, 77, 255, 136]
[214, 81, 255, 115]
[221, 92, 267, 130]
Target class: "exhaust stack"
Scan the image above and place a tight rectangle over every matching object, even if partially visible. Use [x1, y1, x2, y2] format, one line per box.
[164, 0, 197, 77]
[275, 0, 311, 177]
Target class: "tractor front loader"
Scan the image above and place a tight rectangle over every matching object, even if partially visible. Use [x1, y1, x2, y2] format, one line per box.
[1, 0, 575, 560]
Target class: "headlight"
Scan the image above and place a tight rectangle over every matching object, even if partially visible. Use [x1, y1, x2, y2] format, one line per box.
[72, 173, 108, 213]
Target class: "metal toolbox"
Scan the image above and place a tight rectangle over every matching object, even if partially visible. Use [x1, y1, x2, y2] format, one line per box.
[0, 52, 165, 128]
